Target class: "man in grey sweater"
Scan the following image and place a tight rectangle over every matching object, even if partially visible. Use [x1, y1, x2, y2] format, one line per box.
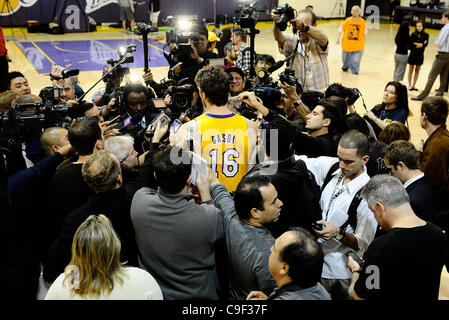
[131, 146, 224, 300]
[210, 173, 282, 299]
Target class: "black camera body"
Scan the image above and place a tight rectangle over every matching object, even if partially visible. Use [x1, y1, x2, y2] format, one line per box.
[39, 86, 63, 108]
[345, 87, 361, 105]
[279, 69, 301, 90]
[105, 57, 132, 81]
[274, 3, 296, 31]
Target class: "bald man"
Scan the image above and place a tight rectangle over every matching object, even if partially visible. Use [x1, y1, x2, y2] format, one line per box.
[247, 228, 331, 300]
[40, 127, 70, 157]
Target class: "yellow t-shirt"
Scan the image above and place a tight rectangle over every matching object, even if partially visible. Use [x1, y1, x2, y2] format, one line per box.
[195, 113, 250, 192]
[341, 17, 366, 52]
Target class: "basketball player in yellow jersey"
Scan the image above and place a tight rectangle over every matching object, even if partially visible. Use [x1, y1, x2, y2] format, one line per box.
[172, 65, 259, 192]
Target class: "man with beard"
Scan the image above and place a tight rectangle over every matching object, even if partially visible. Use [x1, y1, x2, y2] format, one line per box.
[296, 130, 378, 300]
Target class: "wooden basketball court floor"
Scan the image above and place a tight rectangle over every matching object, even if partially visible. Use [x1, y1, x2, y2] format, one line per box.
[2, 20, 449, 299]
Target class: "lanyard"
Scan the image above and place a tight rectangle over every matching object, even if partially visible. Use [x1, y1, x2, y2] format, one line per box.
[324, 174, 345, 221]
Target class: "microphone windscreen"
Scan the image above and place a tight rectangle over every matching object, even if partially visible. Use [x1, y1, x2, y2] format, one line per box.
[268, 61, 284, 73]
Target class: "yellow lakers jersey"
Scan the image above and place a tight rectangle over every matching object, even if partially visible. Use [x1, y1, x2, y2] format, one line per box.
[195, 113, 250, 192]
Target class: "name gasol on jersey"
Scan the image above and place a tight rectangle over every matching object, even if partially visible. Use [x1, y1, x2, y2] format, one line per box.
[211, 133, 236, 145]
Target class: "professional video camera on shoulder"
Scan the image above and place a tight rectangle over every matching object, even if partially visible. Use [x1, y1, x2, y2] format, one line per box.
[236, 0, 267, 28]
[165, 85, 195, 112]
[165, 15, 200, 62]
[0, 96, 73, 145]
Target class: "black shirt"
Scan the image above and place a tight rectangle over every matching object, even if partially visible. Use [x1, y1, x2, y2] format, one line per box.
[355, 222, 447, 300]
[292, 131, 337, 158]
[200, 50, 219, 60]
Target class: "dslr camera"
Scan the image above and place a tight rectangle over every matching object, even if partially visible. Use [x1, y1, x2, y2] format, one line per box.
[279, 69, 300, 89]
[326, 83, 361, 105]
[344, 87, 361, 105]
[274, 3, 296, 31]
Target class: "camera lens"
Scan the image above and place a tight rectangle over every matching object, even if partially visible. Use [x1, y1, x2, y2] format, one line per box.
[174, 95, 189, 109]
[276, 15, 289, 31]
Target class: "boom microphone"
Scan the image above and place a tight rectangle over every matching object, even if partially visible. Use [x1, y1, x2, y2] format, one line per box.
[267, 52, 299, 73]
[267, 60, 285, 73]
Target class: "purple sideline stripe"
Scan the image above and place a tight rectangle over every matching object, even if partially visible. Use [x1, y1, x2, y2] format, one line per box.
[205, 113, 236, 119]
[14, 39, 169, 74]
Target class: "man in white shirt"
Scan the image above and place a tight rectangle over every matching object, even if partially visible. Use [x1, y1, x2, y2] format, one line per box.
[295, 130, 378, 300]
[412, 11, 449, 101]
[383, 140, 440, 222]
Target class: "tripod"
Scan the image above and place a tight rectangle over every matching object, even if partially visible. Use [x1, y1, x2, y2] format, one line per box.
[0, 0, 27, 41]
[331, 0, 345, 18]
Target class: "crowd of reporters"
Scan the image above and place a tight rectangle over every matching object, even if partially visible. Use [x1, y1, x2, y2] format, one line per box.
[0, 7, 448, 301]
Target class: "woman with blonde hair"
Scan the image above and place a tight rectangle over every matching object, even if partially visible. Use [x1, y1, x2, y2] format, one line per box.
[45, 214, 163, 300]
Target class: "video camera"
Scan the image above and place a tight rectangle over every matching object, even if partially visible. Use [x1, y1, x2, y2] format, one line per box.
[165, 85, 195, 111]
[49, 68, 80, 81]
[0, 101, 71, 144]
[165, 15, 200, 62]
[236, 0, 261, 29]
[273, 3, 296, 31]
[40, 86, 63, 108]
[104, 46, 134, 80]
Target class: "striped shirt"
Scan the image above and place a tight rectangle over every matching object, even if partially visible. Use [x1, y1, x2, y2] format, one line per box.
[436, 23, 449, 53]
[281, 35, 329, 93]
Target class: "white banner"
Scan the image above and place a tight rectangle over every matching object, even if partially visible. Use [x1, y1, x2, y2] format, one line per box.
[85, 0, 118, 14]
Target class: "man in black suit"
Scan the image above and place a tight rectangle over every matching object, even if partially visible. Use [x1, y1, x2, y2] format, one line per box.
[383, 140, 440, 222]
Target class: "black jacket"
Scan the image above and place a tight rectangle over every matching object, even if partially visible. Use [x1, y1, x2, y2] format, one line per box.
[43, 187, 138, 282]
[247, 157, 322, 238]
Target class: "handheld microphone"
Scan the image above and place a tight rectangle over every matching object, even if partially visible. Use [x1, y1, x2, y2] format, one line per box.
[116, 113, 144, 132]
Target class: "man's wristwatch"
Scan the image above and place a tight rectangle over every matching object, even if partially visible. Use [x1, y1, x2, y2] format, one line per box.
[335, 227, 345, 241]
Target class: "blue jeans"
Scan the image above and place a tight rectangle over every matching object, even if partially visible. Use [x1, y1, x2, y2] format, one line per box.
[342, 50, 364, 73]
